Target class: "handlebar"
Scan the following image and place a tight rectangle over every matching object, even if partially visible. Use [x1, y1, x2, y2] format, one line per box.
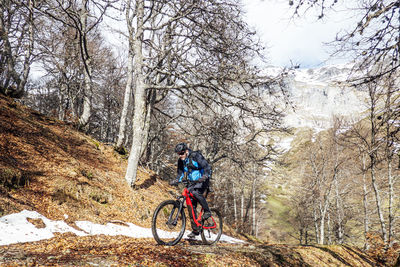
[170, 178, 193, 187]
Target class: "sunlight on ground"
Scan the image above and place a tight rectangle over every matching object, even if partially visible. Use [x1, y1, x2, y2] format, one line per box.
[0, 210, 244, 246]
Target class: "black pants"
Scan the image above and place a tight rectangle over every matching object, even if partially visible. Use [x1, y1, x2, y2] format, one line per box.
[188, 179, 210, 230]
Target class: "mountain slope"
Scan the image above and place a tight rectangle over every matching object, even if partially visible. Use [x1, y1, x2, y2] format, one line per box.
[0, 94, 168, 227]
[0, 94, 388, 266]
[282, 64, 366, 131]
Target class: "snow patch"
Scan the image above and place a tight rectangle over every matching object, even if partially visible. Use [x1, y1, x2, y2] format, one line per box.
[0, 210, 244, 246]
[0, 210, 86, 245]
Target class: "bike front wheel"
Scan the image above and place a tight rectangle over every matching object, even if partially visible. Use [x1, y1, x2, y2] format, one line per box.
[201, 208, 223, 245]
[152, 200, 186, 246]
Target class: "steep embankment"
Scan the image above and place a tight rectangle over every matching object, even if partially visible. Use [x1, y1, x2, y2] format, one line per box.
[0, 94, 170, 228]
[0, 94, 390, 266]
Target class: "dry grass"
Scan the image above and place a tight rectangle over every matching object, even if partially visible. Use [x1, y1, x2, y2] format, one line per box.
[0, 94, 175, 228]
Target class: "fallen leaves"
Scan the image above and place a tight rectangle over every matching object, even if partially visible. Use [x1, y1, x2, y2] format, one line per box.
[26, 218, 46, 229]
[0, 233, 386, 266]
[0, 234, 220, 266]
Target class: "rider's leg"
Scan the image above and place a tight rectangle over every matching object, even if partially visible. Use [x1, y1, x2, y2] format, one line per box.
[187, 197, 201, 238]
[189, 198, 201, 231]
[191, 198, 198, 218]
[191, 190, 210, 213]
[188, 181, 211, 219]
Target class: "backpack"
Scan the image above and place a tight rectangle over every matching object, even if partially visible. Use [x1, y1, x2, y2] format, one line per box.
[187, 150, 212, 179]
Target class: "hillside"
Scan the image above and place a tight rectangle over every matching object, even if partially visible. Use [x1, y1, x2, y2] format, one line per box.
[0, 94, 168, 228]
[0, 94, 391, 266]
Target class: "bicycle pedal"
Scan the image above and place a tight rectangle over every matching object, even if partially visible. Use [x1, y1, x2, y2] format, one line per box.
[203, 220, 215, 227]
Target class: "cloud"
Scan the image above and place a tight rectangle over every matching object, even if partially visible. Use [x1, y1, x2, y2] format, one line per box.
[243, 0, 357, 68]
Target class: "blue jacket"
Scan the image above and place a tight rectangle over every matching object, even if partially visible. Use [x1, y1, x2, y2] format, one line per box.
[176, 150, 211, 182]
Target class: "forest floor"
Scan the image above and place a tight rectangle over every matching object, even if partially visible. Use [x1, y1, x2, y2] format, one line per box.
[0, 234, 385, 266]
[0, 94, 397, 266]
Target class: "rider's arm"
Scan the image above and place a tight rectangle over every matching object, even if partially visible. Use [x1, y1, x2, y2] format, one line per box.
[176, 159, 185, 182]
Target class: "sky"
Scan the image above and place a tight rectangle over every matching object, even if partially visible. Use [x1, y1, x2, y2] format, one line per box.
[0, 210, 244, 246]
[243, 0, 358, 68]
[32, 1, 359, 78]
[101, 0, 358, 70]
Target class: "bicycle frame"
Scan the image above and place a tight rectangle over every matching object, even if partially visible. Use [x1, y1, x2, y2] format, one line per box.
[181, 187, 216, 230]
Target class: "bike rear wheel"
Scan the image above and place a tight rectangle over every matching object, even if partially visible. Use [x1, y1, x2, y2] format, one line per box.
[152, 200, 186, 246]
[201, 208, 223, 245]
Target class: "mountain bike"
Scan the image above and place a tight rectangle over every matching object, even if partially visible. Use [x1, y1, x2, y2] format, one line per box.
[151, 179, 223, 246]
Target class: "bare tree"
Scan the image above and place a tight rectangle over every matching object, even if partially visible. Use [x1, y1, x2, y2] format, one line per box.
[299, 132, 334, 245]
[290, 0, 400, 246]
[115, 0, 135, 149]
[120, 0, 286, 187]
[342, 78, 390, 244]
[293, 118, 351, 245]
[364, 80, 388, 244]
[33, 18, 82, 121]
[38, 0, 116, 129]
[290, 0, 400, 84]
[0, 0, 35, 97]
[25, 5, 125, 143]
[379, 74, 400, 245]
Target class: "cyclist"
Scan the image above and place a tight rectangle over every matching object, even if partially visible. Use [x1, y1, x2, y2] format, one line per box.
[169, 142, 212, 239]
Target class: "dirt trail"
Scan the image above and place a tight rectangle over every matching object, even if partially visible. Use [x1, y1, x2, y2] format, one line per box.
[0, 234, 383, 267]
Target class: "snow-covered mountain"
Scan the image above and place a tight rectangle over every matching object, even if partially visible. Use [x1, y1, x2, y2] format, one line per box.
[280, 64, 367, 131]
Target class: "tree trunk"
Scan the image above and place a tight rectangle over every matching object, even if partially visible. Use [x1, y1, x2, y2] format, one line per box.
[387, 159, 394, 246]
[252, 178, 256, 236]
[78, 0, 92, 129]
[370, 155, 387, 244]
[318, 180, 333, 245]
[334, 174, 343, 244]
[116, 50, 133, 148]
[224, 196, 228, 215]
[244, 181, 254, 226]
[125, 0, 146, 187]
[299, 229, 303, 245]
[384, 79, 396, 247]
[116, 2, 135, 148]
[139, 89, 155, 159]
[305, 230, 308, 245]
[233, 184, 238, 224]
[319, 202, 326, 245]
[313, 208, 319, 243]
[361, 153, 370, 249]
[17, 0, 34, 95]
[327, 213, 332, 245]
[241, 189, 244, 221]
[58, 84, 66, 120]
[79, 77, 92, 127]
[0, 0, 34, 98]
[368, 86, 387, 244]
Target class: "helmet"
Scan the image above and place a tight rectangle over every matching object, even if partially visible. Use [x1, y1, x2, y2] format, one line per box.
[175, 143, 188, 153]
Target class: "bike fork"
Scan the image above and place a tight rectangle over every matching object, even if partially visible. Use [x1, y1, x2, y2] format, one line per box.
[168, 200, 184, 226]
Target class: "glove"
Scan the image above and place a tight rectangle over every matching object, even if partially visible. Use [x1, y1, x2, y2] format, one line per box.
[169, 179, 179, 186]
[197, 175, 208, 183]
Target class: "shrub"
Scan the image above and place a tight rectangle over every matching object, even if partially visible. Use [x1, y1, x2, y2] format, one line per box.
[0, 168, 28, 189]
